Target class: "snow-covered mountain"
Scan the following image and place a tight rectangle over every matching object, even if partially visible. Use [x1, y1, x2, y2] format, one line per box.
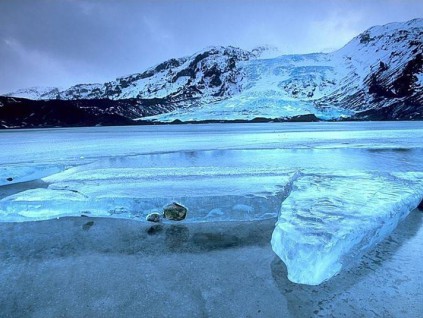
[320, 18, 423, 119]
[7, 46, 253, 103]
[2, 18, 422, 127]
[147, 18, 422, 122]
[5, 86, 63, 100]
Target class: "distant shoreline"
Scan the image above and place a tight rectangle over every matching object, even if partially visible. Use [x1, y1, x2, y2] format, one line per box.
[2, 114, 422, 130]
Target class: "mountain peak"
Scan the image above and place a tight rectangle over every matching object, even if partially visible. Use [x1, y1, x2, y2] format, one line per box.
[251, 45, 283, 59]
[3, 86, 62, 100]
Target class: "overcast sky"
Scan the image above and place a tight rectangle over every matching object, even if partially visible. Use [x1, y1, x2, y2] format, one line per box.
[0, 0, 422, 93]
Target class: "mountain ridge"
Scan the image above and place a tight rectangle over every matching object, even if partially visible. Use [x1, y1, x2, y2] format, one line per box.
[1, 18, 422, 128]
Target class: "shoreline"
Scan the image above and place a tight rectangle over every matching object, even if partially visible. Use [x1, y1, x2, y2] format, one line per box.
[2, 117, 423, 130]
[1, 209, 422, 317]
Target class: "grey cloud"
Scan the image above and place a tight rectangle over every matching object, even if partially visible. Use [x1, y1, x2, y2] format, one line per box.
[1, 0, 422, 93]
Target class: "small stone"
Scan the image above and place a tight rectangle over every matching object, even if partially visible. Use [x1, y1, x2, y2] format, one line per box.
[6, 177, 13, 182]
[163, 202, 188, 221]
[146, 212, 162, 223]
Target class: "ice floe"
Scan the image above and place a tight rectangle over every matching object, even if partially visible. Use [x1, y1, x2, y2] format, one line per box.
[0, 167, 298, 222]
[271, 171, 423, 285]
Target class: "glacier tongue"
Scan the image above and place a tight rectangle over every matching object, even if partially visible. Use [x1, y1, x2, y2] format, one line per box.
[271, 171, 423, 285]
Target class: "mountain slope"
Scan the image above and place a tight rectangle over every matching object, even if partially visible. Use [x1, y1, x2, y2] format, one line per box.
[0, 96, 180, 129]
[148, 53, 350, 122]
[7, 46, 253, 103]
[321, 18, 423, 119]
[147, 18, 422, 122]
[2, 18, 422, 127]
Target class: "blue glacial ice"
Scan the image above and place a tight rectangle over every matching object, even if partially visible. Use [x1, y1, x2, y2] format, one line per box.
[0, 165, 299, 222]
[1, 122, 423, 285]
[271, 171, 423, 285]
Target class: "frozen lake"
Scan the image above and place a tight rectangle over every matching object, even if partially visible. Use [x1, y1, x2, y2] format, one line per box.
[1, 121, 423, 222]
[1, 121, 423, 165]
[1, 122, 423, 284]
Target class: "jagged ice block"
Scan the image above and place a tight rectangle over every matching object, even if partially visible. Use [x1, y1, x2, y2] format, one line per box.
[271, 171, 423, 285]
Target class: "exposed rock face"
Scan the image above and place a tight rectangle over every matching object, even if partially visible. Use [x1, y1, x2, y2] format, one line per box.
[163, 202, 188, 221]
[0, 96, 174, 128]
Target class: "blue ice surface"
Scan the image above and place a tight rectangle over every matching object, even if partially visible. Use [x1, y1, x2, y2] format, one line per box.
[0, 121, 422, 284]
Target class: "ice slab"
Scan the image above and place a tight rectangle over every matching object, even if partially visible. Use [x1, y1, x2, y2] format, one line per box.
[0, 164, 64, 186]
[271, 171, 423, 285]
[0, 168, 299, 222]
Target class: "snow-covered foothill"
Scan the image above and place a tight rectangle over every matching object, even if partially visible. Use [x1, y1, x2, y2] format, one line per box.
[3, 87, 62, 100]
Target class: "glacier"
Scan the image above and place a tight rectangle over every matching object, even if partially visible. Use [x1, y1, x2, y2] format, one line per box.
[143, 52, 353, 122]
[0, 122, 423, 285]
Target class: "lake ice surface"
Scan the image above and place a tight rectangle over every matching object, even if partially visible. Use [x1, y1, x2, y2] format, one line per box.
[0, 122, 422, 284]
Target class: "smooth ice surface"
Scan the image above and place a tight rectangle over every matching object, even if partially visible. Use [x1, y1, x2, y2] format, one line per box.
[1, 122, 423, 166]
[0, 167, 298, 222]
[0, 122, 423, 284]
[271, 171, 423, 285]
[0, 164, 63, 186]
[1, 210, 423, 317]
